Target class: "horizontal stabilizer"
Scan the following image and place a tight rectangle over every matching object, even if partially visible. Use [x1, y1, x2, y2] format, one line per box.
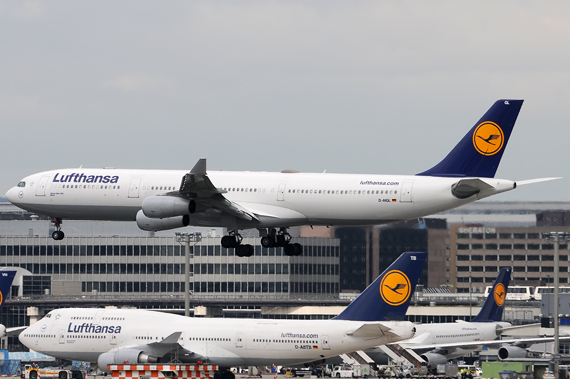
[347, 323, 390, 339]
[451, 178, 515, 199]
[516, 177, 562, 186]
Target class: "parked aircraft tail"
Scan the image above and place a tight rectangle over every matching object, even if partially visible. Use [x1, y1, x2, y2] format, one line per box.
[417, 100, 523, 178]
[0, 270, 16, 313]
[471, 268, 511, 322]
[334, 252, 427, 321]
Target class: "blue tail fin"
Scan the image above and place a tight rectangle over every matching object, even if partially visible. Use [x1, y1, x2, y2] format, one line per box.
[471, 268, 511, 322]
[0, 271, 16, 313]
[334, 252, 427, 321]
[417, 100, 523, 178]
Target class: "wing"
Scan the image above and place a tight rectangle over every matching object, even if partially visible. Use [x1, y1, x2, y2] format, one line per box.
[100, 332, 206, 368]
[400, 335, 570, 356]
[6, 326, 27, 336]
[178, 159, 258, 221]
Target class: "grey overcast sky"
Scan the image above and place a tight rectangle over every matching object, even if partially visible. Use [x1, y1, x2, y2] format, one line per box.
[1, 1, 569, 201]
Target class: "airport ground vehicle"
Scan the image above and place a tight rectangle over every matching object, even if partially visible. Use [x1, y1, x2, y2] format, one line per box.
[289, 367, 314, 377]
[332, 365, 354, 378]
[22, 365, 73, 379]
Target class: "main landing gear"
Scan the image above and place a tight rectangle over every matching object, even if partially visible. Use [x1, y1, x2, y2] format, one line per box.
[51, 218, 65, 240]
[221, 232, 254, 257]
[261, 228, 303, 256]
[221, 228, 304, 257]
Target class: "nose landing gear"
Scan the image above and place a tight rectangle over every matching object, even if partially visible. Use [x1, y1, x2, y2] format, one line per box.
[51, 219, 65, 240]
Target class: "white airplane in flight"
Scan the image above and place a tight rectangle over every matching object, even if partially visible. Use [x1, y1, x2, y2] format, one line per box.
[19, 252, 426, 378]
[5, 100, 557, 256]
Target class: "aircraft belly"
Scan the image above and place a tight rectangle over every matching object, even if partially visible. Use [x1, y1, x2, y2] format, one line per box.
[15, 204, 140, 221]
[42, 350, 100, 362]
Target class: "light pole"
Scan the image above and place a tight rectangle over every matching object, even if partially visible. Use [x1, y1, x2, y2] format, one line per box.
[542, 231, 570, 379]
[176, 232, 202, 317]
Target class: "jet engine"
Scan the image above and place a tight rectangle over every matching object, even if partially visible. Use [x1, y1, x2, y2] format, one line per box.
[98, 350, 158, 373]
[136, 210, 189, 231]
[0, 324, 6, 338]
[142, 196, 194, 218]
[420, 353, 447, 368]
[497, 346, 527, 360]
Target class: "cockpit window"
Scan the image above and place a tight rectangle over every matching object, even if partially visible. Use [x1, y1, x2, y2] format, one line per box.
[17, 181, 26, 188]
[45, 314, 51, 318]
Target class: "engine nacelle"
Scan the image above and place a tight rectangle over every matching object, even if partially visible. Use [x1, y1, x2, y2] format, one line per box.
[420, 353, 447, 368]
[0, 324, 6, 338]
[142, 196, 193, 219]
[498, 346, 527, 360]
[136, 210, 189, 231]
[98, 349, 158, 373]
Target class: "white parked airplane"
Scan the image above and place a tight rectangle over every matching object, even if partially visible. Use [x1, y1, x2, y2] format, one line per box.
[5, 100, 558, 256]
[19, 252, 426, 378]
[350, 268, 569, 366]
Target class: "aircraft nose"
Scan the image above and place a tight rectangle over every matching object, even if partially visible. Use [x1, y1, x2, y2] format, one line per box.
[5, 187, 20, 204]
[19, 327, 31, 347]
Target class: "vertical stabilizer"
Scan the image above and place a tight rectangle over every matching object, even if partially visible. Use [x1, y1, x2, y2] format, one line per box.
[334, 252, 427, 321]
[417, 100, 523, 178]
[471, 268, 511, 322]
[0, 271, 16, 313]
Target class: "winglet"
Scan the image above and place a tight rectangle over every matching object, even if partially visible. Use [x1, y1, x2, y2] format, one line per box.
[191, 159, 207, 175]
[0, 271, 16, 313]
[417, 100, 523, 178]
[471, 268, 510, 322]
[334, 252, 427, 321]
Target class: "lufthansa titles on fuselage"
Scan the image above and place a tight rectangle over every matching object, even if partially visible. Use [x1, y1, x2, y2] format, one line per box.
[67, 322, 122, 334]
[53, 173, 120, 184]
[360, 180, 400, 186]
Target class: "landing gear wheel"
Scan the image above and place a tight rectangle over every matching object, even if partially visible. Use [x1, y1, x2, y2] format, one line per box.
[261, 236, 274, 248]
[284, 244, 296, 256]
[236, 244, 254, 257]
[221, 233, 242, 249]
[221, 235, 236, 248]
[293, 243, 303, 256]
[285, 243, 303, 256]
[52, 230, 65, 241]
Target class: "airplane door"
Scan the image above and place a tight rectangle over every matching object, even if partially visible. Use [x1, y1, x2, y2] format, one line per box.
[277, 183, 286, 201]
[400, 182, 413, 203]
[59, 329, 65, 344]
[235, 333, 243, 348]
[36, 176, 50, 196]
[321, 335, 330, 350]
[94, 310, 104, 325]
[110, 334, 117, 346]
[128, 178, 142, 198]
